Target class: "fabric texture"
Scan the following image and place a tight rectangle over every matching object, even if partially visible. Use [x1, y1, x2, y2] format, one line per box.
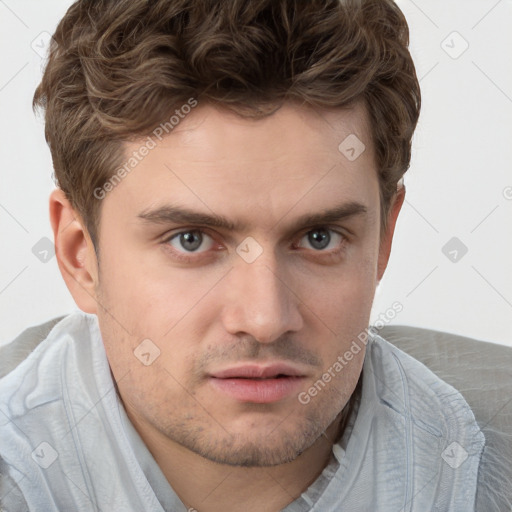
[0, 313, 489, 511]
[379, 325, 512, 512]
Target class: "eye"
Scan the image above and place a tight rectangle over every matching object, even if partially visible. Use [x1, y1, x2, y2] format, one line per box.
[166, 230, 214, 253]
[297, 228, 344, 251]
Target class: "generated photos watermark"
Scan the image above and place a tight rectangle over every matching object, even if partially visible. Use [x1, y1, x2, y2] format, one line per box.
[298, 301, 403, 405]
[93, 97, 198, 200]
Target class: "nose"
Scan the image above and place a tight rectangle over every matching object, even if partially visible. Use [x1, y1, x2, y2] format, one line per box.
[220, 254, 304, 344]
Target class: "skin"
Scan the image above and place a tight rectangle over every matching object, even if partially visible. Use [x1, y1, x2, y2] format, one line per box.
[50, 100, 405, 512]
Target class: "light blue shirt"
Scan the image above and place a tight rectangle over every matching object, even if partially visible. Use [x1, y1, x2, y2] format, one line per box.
[0, 312, 484, 511]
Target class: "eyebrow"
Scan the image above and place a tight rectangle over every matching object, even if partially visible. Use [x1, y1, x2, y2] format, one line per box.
[137, 201, 368, 232]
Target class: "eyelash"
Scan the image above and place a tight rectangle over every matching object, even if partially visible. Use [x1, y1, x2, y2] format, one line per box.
[160, 227, 348, 263]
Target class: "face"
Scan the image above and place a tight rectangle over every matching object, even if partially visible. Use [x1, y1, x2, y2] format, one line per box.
[92, 101, 385, 467]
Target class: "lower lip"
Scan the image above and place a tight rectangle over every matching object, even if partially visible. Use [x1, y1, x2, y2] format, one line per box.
[209, 376, 305, 403]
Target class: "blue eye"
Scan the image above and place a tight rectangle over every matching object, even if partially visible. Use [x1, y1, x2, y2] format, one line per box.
[163, 227, 345, 262]
[167, 230, 214, 253]
[298, 228, 344, 251]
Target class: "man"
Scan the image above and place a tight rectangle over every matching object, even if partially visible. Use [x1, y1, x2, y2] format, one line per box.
[0, 0, 484, 510]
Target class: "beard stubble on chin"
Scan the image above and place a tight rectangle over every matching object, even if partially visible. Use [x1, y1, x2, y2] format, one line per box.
[124, 338, 363, 468]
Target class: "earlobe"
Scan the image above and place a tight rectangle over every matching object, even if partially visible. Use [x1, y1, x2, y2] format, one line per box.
[376, 184, 406, 282]
[49, 188, 99, 314]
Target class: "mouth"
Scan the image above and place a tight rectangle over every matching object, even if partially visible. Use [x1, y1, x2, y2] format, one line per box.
[208, 363, 307, 403]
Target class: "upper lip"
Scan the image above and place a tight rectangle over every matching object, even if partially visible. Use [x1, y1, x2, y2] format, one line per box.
[210, 363, 306, 379]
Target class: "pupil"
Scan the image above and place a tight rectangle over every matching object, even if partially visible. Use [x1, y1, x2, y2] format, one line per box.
[180, 231, 202, 251]
[308, 229, 330, 250]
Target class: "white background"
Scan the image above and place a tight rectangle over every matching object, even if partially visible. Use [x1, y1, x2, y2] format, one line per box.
[1, 0, 511, 346]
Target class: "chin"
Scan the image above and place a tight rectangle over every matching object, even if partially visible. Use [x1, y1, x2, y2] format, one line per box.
[170, 415, 325, 467]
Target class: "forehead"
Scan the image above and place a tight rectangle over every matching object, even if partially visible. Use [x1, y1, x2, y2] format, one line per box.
[103, 101, 379, 231]
[167, 100, 372, 161]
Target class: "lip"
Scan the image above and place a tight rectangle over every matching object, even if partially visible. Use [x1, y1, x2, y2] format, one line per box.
[210, 363, 306, 380]
[209, 363, 307, 403]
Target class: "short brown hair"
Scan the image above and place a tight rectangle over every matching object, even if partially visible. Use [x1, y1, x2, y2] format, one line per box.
[34, 0, 420, 247]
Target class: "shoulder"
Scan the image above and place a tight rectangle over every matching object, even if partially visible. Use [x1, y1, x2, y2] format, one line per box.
[0, 312, 114, 510]
[0, 312, 98, 418]
[368, 333, 484, 445]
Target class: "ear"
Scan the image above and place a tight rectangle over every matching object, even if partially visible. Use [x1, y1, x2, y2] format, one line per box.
[49, 188, 99, 313]
[376, 183, 406, 282]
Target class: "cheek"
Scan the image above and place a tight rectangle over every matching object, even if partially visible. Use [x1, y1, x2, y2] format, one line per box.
[300, 250, 377, 327]
[292, 248, 378, 380]
[94, 280, 200, 415]
[97, 245, 224, 334]
[94, 254, 222, 388]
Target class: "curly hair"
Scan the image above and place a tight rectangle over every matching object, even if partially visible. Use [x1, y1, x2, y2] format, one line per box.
[34, 0, 420, 247]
